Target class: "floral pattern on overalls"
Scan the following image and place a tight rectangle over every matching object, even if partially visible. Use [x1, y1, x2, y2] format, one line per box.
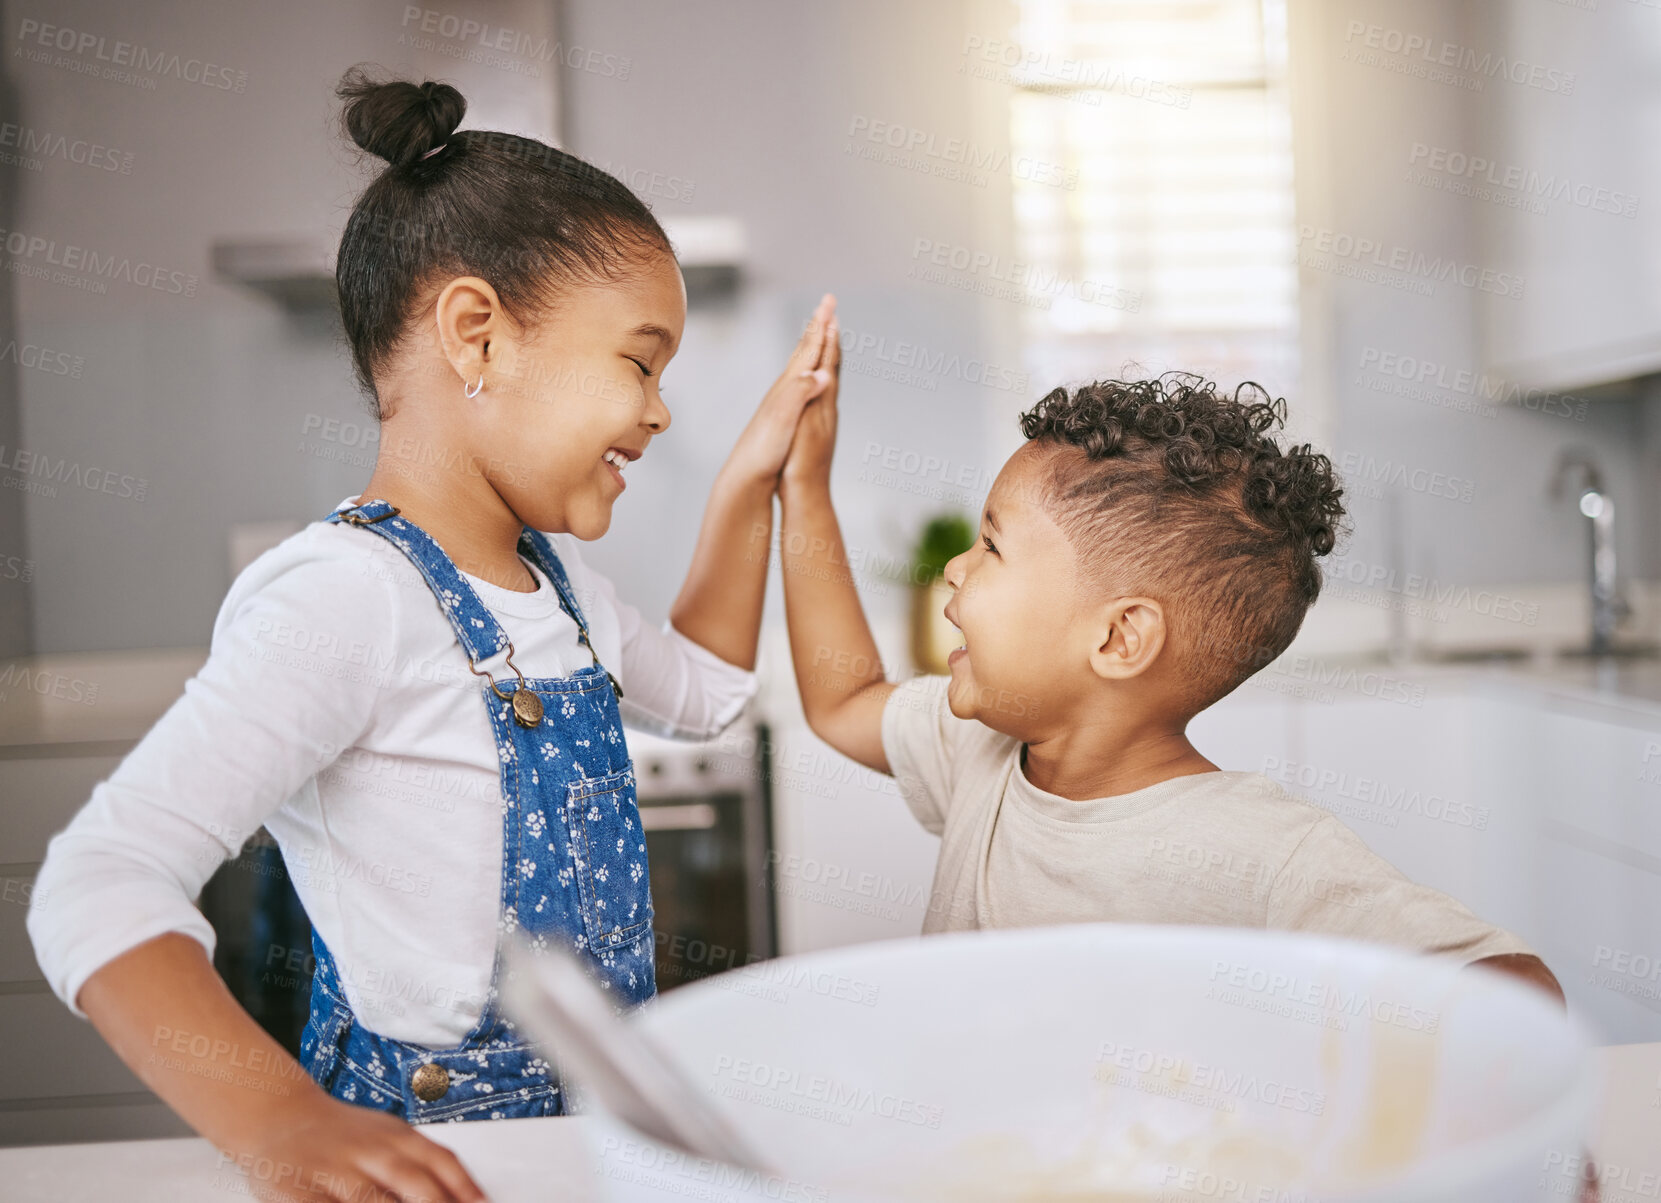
[296, 498, 656, 1122]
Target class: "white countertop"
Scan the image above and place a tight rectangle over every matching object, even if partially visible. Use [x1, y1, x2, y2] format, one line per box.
[2, 1043, 1656, 1202]
[0, 1110, 600, 1203]
[1239, 647, 1661, 719]
[7, 641, 1661, 755]
[1379, 653, 1661, 716]
[0, 647, 207, 749]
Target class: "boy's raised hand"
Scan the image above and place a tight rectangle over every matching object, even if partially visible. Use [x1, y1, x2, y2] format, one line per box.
[725, 293, 836, 489]
[781, 303, 841, 495]
[773, 300, 893, 773]
[666, 292, 835, 673]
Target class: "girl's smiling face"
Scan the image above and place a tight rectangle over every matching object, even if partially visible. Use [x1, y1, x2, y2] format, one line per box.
[467, 250, 686, 539]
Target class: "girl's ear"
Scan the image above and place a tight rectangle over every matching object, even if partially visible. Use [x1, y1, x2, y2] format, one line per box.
[433, 275, 510, 379]
[1087, 596, 1167, 681]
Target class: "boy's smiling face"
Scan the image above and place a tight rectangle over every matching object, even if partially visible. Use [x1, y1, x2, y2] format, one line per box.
[941, 443, 1096, 736]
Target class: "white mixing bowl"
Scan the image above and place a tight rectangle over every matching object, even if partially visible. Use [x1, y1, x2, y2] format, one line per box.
[580, 924, 1598, 1202]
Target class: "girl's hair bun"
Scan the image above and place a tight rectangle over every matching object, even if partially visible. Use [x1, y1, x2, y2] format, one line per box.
[332, 63, 669, 408]
[336, 65, 465, 169]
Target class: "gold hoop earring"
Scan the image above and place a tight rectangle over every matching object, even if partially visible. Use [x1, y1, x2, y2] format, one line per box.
[465, 374, 484, 399]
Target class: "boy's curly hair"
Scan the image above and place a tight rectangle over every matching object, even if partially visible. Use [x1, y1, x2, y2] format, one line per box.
[1018, 373, 1346, 710]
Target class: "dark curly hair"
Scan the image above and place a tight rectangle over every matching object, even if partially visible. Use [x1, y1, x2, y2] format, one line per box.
[1018, 373, 1346, 710]
[333, 66, 672, 414]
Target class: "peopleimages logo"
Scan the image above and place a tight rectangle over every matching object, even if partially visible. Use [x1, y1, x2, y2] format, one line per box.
[1320, 554, 1539, 628]
[1408, 143, 1638, 218]
[596, 1137, 830, 1203]
[959, 35, 1192, 108]
[15, 18, 248, 92]
[1263, 756, 1493, 831]
[0, 226, 197, 296]
[0, 338, 84, 377]
[846, 116, 1077, 190]
[711, 1055, 945, 1128]
[0, 662, 99, 705]
[1341, 21, 1577, 94]
[834, 325, 1028, 395]
[293, 847, 432, 898]
[0, 121, 133, 173]
[1096, 1041, 1327, 1116]
[1298, 225, 1523, 299]
[0, 443, 149, 501]
[1208, 960, 1441, 1032]
[1262, 653, 1429, 707]
[1357, 346, 1587, 420]
[398, 6, 632, 79]
[1337, 451, 1476, 503]
[909, 237, 1141, 312]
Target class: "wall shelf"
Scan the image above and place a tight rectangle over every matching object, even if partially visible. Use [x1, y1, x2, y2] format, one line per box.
[210, 238, 336, 310]
[211, 217, 745, 311]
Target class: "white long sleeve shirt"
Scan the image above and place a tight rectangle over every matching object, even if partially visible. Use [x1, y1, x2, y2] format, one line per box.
[27, 497, 757, 1045]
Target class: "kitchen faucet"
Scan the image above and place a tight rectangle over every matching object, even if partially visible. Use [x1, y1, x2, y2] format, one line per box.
[1550, 447, 1626, 655]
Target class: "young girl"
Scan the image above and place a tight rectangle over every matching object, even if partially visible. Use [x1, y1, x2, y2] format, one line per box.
[26, 69, 839, 1203]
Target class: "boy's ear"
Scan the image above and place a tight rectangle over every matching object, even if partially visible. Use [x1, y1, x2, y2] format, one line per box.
[1087, 596, 1168, 681]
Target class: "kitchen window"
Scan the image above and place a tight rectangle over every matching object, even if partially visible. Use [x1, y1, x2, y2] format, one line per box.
[1007, 0, 1301, 401]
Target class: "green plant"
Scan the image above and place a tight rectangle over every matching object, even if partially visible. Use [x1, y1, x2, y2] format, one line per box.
[912, 512, 976, 584]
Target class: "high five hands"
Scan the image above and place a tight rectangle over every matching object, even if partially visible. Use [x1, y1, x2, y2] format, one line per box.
[781, 294, 840, 497]
[727, 293, 839, 491]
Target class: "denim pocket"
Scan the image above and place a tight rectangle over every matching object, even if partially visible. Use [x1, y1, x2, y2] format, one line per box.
[564, 766, 653, 951]
[299, 1001, 350, 1094]
[407, 1079, 563, 1124]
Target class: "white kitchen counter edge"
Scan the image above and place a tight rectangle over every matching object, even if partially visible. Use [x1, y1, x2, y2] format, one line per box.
[1, 1042, 1656, 1203]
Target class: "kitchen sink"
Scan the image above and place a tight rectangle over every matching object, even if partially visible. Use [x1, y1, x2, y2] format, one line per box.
[1416, 646, 1535, 664]
[1555, 642, 1661, 660]
[1416, 643, 1661, 664]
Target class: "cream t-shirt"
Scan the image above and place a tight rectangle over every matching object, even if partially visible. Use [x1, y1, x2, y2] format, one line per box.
[880, 675, 1533, 963]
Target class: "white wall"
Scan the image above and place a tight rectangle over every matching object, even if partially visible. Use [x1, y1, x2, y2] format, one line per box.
[555, 0, 1025, 952]
[12, 0, 1657, 659]
[6, 0, 559, 653]
[555, 0, 1021, 624]
[9, 0, 1035, 662]
[1289, 0, 1661, 605]
[0, 30, 28, 658]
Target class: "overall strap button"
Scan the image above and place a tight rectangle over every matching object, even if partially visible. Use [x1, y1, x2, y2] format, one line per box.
[411, 1062, 450, 1102]
[512, 689, 544, 727]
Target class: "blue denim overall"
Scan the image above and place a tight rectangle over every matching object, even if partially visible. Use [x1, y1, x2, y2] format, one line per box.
[296, 498, 656, 1122]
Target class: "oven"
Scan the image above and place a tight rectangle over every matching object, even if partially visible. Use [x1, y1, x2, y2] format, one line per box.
[630, 719, 779, 991]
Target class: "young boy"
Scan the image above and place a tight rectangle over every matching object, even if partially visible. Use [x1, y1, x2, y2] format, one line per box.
[777, 317, 1562, 1003]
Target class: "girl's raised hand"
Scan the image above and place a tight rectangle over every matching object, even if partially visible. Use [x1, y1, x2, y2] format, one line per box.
[724, 294, 837, 489]
[780, 305, 840, 497]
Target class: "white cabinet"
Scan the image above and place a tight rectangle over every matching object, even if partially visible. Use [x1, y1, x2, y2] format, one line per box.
[1201, 671, 1661, 1044]
[1186, 689, 1295, 771]
[0, 650, 206, 1146]
[0, 750, 194, 1146]
[1481, 0, 1661, 390]
[1524, 690, 1661, 1045]
[1195, 686, 1504, 911]
[767, 720, 942, 955]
